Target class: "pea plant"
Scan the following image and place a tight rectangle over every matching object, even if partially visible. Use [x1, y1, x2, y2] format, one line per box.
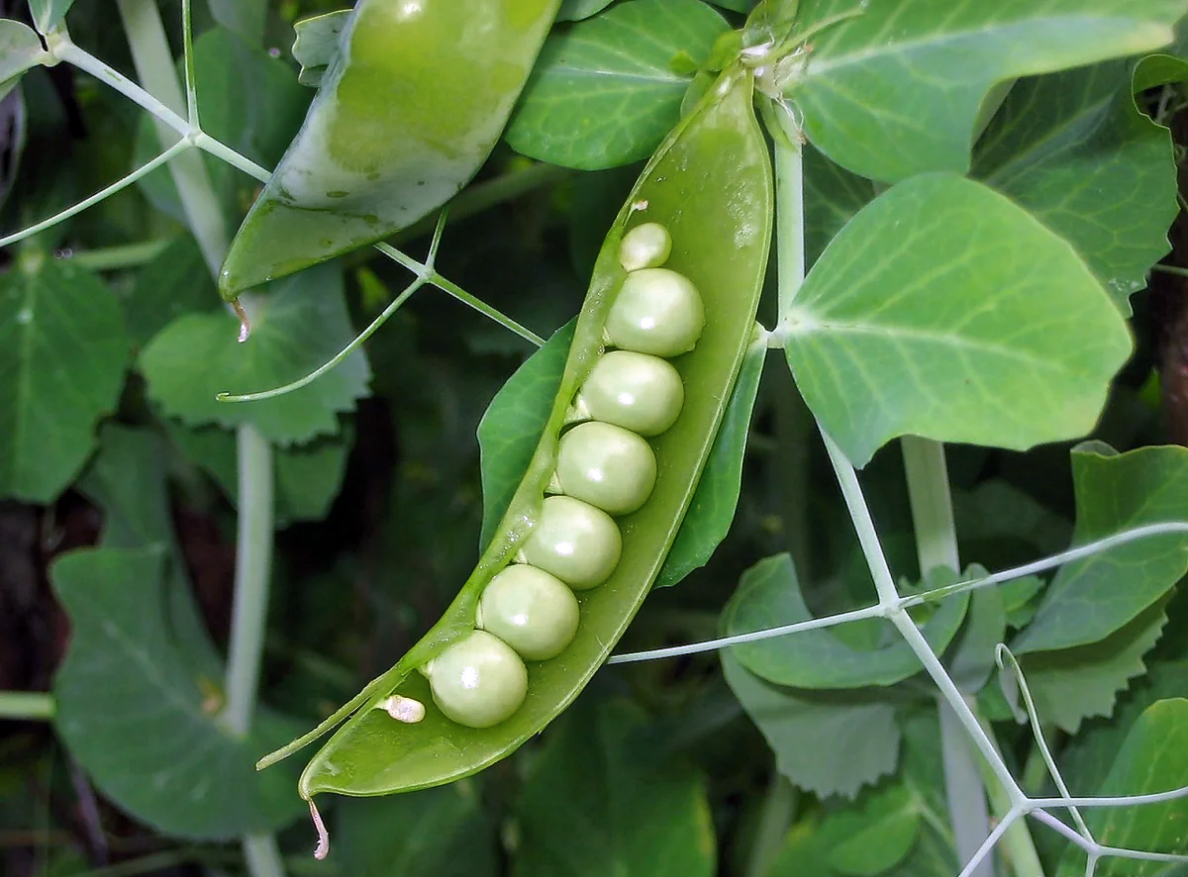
[2, 1, 1188, 876]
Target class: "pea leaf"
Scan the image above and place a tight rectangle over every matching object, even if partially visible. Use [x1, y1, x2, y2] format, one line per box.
[722, 651, 900, 798]
[803, 143, 875, 269]
[0, 20, 49, 100]
[27, 0, 74, 34]
[784, 173, 1133, 468]
[557, 0, 615, 22]
[51, 547, 306, 839]
[723, 554, 970, 689]
[1055, 699, 1188, 877]
[507, 0, 729, 169]
[944, 584, 1006, 694]
[973, 61, 1176, 311]
[335, 783, 499, 877]
[1011, 600, 1169, 733]
[119, 235, 220, 349]
[785, 0, 1185, 182]
[477, 321, 575, 551]
[656, 333, 765, 588]
[291, 10, 350, 87]
[139, 262, 370, 446]
[207, 0, 267, 48]
[513, 699, 715, 877]
[1011, 444, 1188, 655]
[0, 252, 130, 502]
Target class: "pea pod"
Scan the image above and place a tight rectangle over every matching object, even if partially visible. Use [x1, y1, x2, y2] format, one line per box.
[271, 67, 772, 816]
[217, 0, 560, 298]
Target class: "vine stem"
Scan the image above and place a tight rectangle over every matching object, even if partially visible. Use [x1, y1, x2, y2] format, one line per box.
[0, 691, 55, 720]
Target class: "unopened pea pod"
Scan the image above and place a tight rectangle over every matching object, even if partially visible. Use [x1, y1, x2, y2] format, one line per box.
[217, 0, 560, 298]
[259, 68, 773, 827]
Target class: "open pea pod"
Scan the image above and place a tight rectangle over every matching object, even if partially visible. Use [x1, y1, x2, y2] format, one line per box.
[218, 0, 560, 298]
[272, 67, 772, 819]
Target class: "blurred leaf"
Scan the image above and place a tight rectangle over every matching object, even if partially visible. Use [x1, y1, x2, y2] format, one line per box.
[722, 650, 900, 798]
[803, 143, 875, 269]
[28, 0, 74, 34]
[507, 0, 729, 169]
[1015, 600, 1169, 733]
[656, 335, 765, 587]
[0, 20, 48, 101]
[821, 784, 920, 876]
[291, 10, 350, 87]
[0, 253, 130, 502]
[51, 547, 305, 839]
[945, 582, 1006, 693]
[973, 61, 1176, 310]
[206, 0, 267, 47]
[557, 0, 615, 20]
[952, 480, 1072, 563]
[1012, 444, 1188, 655]
[478, 321, 575, 551]
[723, 554, 970, 689]
[785, 174, 1132, 467]
[1000, 576, 1045, 630]
[1055, 699, 1188, 876]
[787, 0, 1185, 182]
[120, 235, 219, 349]
[140, 262, 370, 446]
[335, 783, 499, 877]
[514, 699, 715, 877]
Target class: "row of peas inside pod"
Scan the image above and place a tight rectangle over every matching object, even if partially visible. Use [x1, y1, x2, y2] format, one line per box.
[418, 223, 705, 729]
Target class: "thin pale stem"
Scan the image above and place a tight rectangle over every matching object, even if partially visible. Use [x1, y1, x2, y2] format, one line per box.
[0, 139, 192, 249]
[0, 691, 55, 720]
[67, 239, 171, 271]
[242, 833, 285, 877]
[901, 436, 959, 575]
[772, 103, 805, 320]
[181, 0, 198, 127]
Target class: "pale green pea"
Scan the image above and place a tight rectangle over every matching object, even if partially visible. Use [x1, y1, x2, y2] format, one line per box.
[477, 565, 580, 661]
[423, 630, 528, 729]
[604, 268, 705, 357]
[618, 222, 672, 271]
[573, 350, 685, 437]
[518, 495, 621, 589]
[554, 421, 657, 515]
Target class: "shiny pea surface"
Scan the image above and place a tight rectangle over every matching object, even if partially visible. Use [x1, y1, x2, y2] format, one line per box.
[555, 422, 657, 516]
[575, 350, 685, 437]
[477, 565, 580, 661]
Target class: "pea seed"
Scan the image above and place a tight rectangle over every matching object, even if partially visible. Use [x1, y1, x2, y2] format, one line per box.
[477, 565, 580, 661]
[605, 268, 705, 357]
[424, 630, 528, 729]
[618, 222, 672, 271]
[555, 422, 657, 515]
[574, 350, 685, 436]
[518, 495, 622, 589]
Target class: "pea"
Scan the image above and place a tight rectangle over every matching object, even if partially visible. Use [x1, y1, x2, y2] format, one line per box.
[604, 268, 706, 357]
[554, 422, 657, 516]
[477, 565, 580, 661]
[573, 350, 685, 437]
[618, 222, 673, 271]
[423, 630, 528, 729]
[518, 495, 622, 589]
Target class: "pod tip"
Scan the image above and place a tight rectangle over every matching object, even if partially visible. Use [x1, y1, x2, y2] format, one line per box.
[309, 799, 330, 860]
[232, 300, 251, 343]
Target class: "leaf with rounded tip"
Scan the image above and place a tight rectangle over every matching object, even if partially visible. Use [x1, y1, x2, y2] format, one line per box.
[507, 0, 729, 169]
[973, 60, 1177, 312]
[785, 0, 1186, 182]
[51, 547, 306, 839]
[784, 173, 1133, 467]
[139, 262, 370, 446]
[27, 0, 74, 34]
[1011, 444, 1188, 655]
[724, 554, 970, 689]
[291, 10, 350, 87]
[558, 0, 615, 21]
[0, 20, 49, 100]
[0, 255, 130, 502]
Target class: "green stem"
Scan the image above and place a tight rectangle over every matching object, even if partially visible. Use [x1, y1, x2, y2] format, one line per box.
[243, 832, 286, 877]
[771, 102, 805, 323]
[901, 436, 959, 576]
[68, 239, 172, 271]
[745, 774, 796, 877]
[939, 698, 994, 877]
[0, 691, 55, 720]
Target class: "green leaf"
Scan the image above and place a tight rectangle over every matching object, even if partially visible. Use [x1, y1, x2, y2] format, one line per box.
[335, 782, 499, 877]
[1012, 444, 1188, 655]
[0, 20, 49, 100]
[1056, 699, 1188, 877]
[973, 61, 1176, 311]
[207, 0, 267, 47]
[477, 321, 575, 551]
[513, 699, 715, 877]
[139, 262, 370, 446]
[786, 0, 1185, 182]
[0, 252, 130, 502]
[1013, 600, 1169, 733]
[28, 0, 74, 34]
[656, 333, 765, 587]
[723, 554, 970, 689]
[120, 235, 220, 349]
[51, 547, 306, 839]
[784, 173, 1133, 467]
[507, 0, 729, 169]
[291, 10, 350, 87]
[803, 143, 875, 269]
[722, 651, 900, 797]
[945, 583, 1006, 694]
[822, 784, 921, 876]
[557, 0, 615, 21]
